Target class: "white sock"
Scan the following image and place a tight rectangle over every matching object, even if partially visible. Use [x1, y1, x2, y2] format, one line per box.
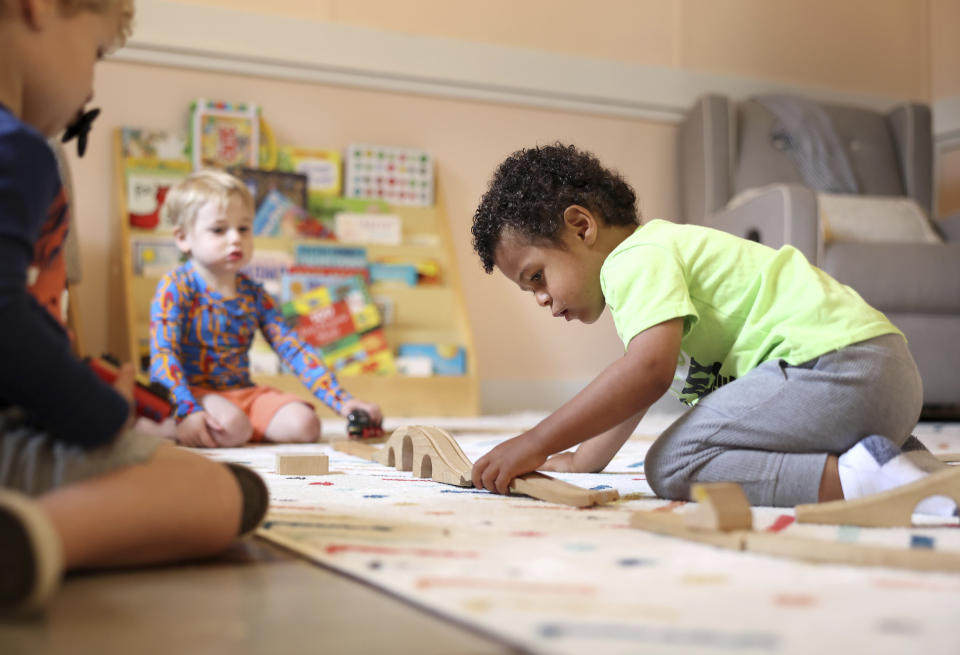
[837, 435, 956, 517]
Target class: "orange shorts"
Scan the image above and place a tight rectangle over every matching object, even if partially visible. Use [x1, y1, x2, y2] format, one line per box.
[189, 385, 313, 443]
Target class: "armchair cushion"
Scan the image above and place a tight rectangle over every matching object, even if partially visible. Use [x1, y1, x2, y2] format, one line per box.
[818, 194, 942, 245]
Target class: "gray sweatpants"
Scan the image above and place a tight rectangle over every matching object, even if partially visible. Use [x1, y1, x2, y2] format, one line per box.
[644, 333, 923, 507]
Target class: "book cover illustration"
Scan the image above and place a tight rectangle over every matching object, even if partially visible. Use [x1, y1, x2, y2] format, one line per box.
[277, 146, 342, 205]
[125, 159, 192, 231]
[281, 265, 370, 303]
[233, 167, 308, 212]
[241, 250, 294, 297]
[334, 212, 402, 245]
[121, 128, 188, 160]
[190, 99, 260, 170]
[396, 343, 466, 376]
[131, 235, 182, 277]
[294, 243, 368, 270]
[345, 144, 434, 207]
[282, 276, 395, 375]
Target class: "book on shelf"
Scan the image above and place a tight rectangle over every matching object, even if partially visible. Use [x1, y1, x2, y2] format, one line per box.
[131, 234, 182, 277]
[190, 99, 260, 170]
[276, 146, 342, 205]
[281, 276, 395, 375]
[396, 343, 466, 376]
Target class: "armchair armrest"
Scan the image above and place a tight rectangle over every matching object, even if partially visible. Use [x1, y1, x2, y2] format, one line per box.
[934, 212, 960, 242]
[707, 184, 820, 263]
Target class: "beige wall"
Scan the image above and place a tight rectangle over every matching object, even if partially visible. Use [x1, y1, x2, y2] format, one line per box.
[932, 0, 960, 217]
[69, 61, 672, 392]
[64, 0, 959, 412]
[174, 0, 933, 99]
[931, 0, 960, 100]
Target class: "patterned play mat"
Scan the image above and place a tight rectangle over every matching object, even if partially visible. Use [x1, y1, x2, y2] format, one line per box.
[198, 414, 960, 655]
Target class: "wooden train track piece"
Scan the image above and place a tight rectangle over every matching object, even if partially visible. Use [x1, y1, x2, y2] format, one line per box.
[630, 482, 960, 572]
[794, 466, 960, 527]
[331, 439, 380, 460]
[935, 452, 960, 463]
[336, 425, 619, 507]
[376, 425, 473, 486]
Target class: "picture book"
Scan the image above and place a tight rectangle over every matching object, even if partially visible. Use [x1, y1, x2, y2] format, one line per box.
[277, 146, 342, 204]
[121, 128, 188, 160]
[241, 250, 294, 296]
[295, 243, 367, 269]
[281, 265, 370, 303]
[131, 235, 183, 277]
[232, 167, 308, 213]
[252, 190, 308, 237]
[282, 276, 394, 375]
[125, 159, 192, 231]
[396, 343, 466, 376]
[334, 212, 402, 245]
[345, 143, 434, 207]
[190, 99, 260, 170]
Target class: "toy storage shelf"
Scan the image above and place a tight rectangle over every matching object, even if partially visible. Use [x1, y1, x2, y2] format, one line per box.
[114, 130, 479, 418]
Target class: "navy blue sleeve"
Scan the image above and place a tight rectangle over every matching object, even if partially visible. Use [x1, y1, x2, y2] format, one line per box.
[0, 115, 129, 448]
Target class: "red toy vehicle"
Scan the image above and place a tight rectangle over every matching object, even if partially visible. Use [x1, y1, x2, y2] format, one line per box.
[346, 409, 384, 440]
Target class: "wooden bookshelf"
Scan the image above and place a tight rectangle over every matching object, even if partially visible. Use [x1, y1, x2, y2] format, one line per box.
[114, 130, 479, 418]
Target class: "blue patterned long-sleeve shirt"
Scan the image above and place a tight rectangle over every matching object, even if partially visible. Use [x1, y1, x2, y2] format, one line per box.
[149, 261, 351, 419]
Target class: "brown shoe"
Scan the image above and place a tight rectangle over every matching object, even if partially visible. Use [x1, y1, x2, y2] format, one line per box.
[0, 490, 64, 614]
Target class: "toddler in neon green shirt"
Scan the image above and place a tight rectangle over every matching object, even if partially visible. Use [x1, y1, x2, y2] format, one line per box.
[470, 143, 952, 514]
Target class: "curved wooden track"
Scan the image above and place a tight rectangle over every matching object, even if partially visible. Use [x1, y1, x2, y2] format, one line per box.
[795, 466, 960, 527]
[345, 425, 619, 507]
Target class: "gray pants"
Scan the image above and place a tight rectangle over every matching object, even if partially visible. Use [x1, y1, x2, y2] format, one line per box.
[645, 333, 923, 507]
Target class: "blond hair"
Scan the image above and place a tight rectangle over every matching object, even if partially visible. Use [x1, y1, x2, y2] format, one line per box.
[1, 0, 135, 48]
[164, 169, 255, 233]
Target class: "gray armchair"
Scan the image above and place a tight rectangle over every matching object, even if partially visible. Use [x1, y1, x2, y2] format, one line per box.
[679, 94, 960, 412]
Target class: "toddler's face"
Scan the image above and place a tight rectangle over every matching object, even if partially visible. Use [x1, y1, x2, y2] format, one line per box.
[177, 194, 255, 277]
[21, 3, 125, 137]
[493, 228, 606, 324]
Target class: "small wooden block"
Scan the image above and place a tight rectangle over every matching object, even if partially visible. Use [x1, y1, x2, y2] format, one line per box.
[685, 482, 753, 532]
[276, 454, 329, 475]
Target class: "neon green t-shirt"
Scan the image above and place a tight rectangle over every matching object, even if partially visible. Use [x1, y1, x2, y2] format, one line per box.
[599, 219, 900, 405]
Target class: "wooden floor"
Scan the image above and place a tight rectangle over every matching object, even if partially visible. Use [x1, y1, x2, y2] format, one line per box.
[0, 538, 524, 655]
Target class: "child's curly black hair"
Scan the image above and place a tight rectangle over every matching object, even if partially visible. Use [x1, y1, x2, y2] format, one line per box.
[471, 143, 639, 273]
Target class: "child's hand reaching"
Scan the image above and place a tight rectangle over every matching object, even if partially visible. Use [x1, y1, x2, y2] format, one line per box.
[340, 399, 383, 426]
[471, 433, 548, 495]
[175, 411, 222, 448]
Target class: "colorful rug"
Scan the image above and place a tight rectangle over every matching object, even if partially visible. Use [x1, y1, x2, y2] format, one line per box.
[198, 414, 960, 655]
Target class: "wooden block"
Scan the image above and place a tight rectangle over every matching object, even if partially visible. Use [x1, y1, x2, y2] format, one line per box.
[276, 454, 329, 475]
[685, 482, 753, 532]
[795, 466, 960, 527]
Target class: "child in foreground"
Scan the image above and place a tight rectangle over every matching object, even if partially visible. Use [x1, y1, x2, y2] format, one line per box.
[0, 0, 268, 614]
[150, 170, 382, 448]
[470, 143, 951, 514]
